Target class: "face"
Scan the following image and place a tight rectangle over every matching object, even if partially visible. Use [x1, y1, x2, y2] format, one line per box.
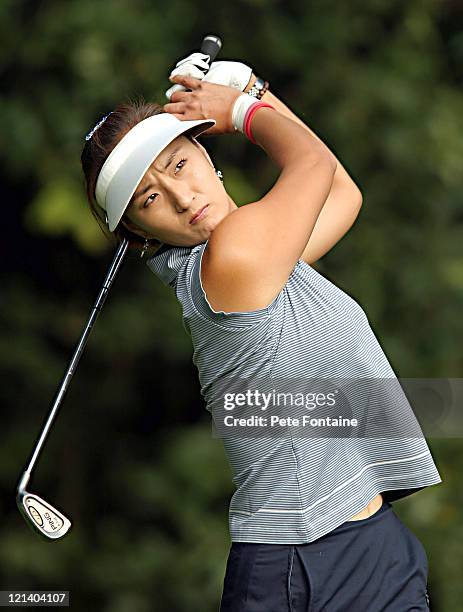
[121, 134, 237, 247]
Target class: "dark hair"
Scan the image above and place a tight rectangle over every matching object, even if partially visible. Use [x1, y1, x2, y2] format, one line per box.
[80, 95, 197, 256]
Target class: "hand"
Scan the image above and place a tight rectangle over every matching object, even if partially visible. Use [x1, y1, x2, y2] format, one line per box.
[163, 73, 243, 136]
[165, 55, 253, 100]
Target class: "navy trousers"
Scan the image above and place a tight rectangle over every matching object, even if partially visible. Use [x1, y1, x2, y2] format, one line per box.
[219, 500, 430, 611]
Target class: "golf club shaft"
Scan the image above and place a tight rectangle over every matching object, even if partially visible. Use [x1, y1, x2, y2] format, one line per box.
[18, 33, 222, 491]
[21, 237, 130, 485]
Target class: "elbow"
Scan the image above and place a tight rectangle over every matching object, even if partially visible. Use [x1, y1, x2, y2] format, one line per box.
[346, 181, 363, 209]
[353, 185, 363, 209]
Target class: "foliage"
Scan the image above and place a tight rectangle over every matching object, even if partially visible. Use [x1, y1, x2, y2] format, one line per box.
[1, 0, 462, 609]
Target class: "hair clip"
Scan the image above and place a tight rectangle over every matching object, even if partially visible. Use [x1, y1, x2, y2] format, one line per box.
[85, 111, 113, 141]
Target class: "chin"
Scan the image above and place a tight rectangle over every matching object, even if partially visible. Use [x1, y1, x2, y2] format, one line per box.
[204, 219, 222, 239]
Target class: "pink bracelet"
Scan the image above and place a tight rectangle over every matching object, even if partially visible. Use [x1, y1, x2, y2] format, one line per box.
[244, 102, 276, 144]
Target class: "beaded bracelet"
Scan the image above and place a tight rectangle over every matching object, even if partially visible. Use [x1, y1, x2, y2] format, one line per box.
[247, 76, 270, 100]
[258, 80, 270, 99]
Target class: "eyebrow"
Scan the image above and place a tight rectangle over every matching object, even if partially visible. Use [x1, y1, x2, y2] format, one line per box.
[131, 144, 182, 206]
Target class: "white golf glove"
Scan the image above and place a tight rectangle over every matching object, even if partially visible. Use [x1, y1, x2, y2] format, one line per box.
[165, 53, 253, 100]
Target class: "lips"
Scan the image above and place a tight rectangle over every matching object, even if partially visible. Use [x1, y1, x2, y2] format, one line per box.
[190, 204, 209, 225]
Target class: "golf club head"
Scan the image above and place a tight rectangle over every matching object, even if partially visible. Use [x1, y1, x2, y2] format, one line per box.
[16, 489, 72, 541]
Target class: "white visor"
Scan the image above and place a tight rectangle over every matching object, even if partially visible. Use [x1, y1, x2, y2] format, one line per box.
[95, 113, 216, 232]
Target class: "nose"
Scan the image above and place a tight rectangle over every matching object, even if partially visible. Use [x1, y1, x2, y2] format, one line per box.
[169, 183, 196, 213]
[152, 170, 196, 214]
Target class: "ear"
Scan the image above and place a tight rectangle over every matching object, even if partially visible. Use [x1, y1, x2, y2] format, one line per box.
[121, 215, 148, 238]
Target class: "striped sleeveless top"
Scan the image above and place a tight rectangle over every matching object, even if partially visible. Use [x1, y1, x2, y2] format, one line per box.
[146, 240, 442, 544]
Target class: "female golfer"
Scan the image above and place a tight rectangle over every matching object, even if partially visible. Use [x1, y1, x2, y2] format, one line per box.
[81, 57, 441, 611]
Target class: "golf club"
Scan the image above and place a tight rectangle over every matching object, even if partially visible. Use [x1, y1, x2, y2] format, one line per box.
[16, 33, 222, 540]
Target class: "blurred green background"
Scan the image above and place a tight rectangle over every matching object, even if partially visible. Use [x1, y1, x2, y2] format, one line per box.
[1, 0, 462, 610]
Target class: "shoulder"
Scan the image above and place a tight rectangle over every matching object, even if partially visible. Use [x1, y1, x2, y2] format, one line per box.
[201, 206, 290, 313]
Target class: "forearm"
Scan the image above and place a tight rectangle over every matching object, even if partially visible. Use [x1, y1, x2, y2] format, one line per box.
[244, 73, 359, 190]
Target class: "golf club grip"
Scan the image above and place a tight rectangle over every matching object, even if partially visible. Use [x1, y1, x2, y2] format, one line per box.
[178, 35, 222, 92]
[199, 34, 222, 67]
[19, 35, 223, 481]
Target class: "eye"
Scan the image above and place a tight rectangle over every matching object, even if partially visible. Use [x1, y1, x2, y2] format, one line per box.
[143, 194, 157, 208]
[175, 157, 187, 172]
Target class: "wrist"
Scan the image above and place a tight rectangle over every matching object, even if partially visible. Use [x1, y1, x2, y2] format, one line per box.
[231, 94, 276, 142]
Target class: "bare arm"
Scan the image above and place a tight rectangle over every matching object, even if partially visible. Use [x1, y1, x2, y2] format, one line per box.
[243, 74, 363, 265]
[203, 103, 337, 313]
[163, 72, 337, 312]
